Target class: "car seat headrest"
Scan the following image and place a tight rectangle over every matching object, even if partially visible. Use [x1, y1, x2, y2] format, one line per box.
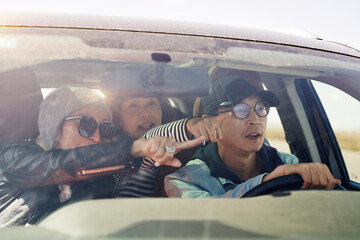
[193, 97, 203, 117]
[0, 67, 43, 146]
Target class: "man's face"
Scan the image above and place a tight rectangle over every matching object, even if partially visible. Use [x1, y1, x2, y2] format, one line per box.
[218, 94, 268, 154]
[115, 97, 162, 139]
[57, 107, 111, 149]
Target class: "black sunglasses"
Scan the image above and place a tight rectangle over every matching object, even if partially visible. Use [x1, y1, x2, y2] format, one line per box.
[63, 116, 122, 142]
[217, 101, 270, 119]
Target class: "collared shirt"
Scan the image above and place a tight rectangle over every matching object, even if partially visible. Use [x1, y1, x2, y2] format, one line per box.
[164, 142, 299, 198]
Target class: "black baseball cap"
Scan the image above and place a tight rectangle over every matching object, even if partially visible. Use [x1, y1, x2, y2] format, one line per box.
[202, 76, 280, 115]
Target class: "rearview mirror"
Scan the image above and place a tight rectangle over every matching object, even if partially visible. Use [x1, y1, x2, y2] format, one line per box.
[101, 63, 210, 97]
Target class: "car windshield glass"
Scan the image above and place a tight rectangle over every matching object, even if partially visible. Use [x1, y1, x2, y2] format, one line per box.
[1, 16, 360, 239]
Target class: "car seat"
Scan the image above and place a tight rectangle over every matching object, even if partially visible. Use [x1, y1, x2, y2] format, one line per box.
[0, 67, 43, 148]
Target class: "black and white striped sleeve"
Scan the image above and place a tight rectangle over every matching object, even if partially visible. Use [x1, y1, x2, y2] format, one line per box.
[142, 118, 191, 142]
[140, 118, 191, 169]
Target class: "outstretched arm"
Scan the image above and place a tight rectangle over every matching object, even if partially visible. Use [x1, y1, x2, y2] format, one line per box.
[0, 139, 134, 187]
[113, 135, 205, 198]
[143, 113, 231, 143]
[186, 112, 231, 142]
[131, 135, 205, 167]
[139, 114, 231, 169]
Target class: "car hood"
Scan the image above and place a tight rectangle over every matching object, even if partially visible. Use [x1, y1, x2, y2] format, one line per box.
[0, 190, 359, 239]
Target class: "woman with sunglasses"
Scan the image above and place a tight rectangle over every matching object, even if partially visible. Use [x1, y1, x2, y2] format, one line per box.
[0, 87, 203, 227]
[164, 77, 340, 198]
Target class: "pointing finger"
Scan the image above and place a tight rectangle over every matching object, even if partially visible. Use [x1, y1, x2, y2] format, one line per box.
[175, 136, 205, 153]
[216, 111, 232, 123]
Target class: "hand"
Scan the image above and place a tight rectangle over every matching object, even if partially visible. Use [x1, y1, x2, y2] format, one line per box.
[186, 112, 231, 143]
[263, 163, 342, 189]
[130, 135, 205, 167]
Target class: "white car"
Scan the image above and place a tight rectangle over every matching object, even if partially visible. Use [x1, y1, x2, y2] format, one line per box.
[0, 11, 359, 239]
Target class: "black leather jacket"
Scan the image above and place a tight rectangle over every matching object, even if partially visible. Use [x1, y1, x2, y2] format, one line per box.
[0, 138, 134, 227]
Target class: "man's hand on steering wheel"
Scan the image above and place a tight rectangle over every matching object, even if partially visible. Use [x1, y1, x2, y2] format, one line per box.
[262, 163, 341, 190]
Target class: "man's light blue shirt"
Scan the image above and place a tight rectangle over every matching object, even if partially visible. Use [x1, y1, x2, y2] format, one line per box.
[165, 142, 298, 198]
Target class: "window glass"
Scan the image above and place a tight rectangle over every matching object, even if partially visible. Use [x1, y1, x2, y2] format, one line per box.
[263, 84, 290, 153]
[266, 108, 291, 153]
[313, 81, 360, 183]
[41, 88, 104, 99]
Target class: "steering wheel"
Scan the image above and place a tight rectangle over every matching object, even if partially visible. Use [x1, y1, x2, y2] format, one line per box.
[241, 174, 345, 198]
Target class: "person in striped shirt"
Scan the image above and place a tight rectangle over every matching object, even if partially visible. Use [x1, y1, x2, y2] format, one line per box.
[109, 68, 272, 196]
[107, 93, 231, 197]
[111, 108, 230, 197]
[0, 87, 204, 226]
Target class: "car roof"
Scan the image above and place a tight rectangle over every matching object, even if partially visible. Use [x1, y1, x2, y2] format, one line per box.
[1, 11, 360, 59]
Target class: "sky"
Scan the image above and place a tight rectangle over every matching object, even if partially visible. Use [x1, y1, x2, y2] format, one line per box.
[1, 0, 359, 131]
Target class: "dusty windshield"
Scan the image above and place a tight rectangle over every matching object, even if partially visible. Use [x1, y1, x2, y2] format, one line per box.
[0, 23, 360, 239]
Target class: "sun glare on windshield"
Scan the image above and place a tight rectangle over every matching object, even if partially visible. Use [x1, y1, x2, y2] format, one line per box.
[41, 88, 105, 99]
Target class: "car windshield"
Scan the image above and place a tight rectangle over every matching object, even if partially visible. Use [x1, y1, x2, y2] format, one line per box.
[0, 12, 360, 239]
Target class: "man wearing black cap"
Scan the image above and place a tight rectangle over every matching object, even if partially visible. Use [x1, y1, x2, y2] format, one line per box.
[164, 77, 340, 198]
